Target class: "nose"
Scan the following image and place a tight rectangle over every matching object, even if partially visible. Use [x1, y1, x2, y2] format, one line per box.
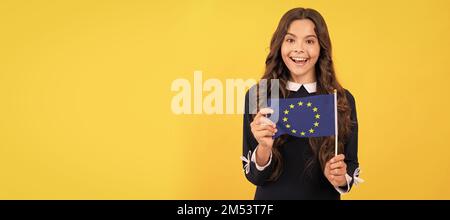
[293, 42, 305, 53]
[293, 47, 304, 53]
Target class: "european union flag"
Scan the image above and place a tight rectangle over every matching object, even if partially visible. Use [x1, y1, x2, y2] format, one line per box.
[269, 94, 336, 138]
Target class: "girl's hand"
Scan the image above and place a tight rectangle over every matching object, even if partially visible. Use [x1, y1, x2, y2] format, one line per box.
[250, 108, 276, 149]
[324, 154, 348, 187]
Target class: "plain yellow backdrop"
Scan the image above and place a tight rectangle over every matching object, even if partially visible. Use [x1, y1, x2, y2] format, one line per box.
[1, 0, 450, 199]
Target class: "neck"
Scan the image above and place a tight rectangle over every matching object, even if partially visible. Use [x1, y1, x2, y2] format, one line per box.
[289, 72, 316, 84]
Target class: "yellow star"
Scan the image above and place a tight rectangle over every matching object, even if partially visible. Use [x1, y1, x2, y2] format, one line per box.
[291, 129, 297, 134]
[313, 107, 318, 112]
[300, 131, 305, 136]
[309, 128, 314, 133]
[284, 110, 289, 114]
[315, 114, 320, 119]
[283, 117, 288, 122]
[314, 122, 319, 127]
[307, 102, 312, 107]
[297, 101, 303, 106]
[286, 124, 291, 128]
[289, 104, 294, 109]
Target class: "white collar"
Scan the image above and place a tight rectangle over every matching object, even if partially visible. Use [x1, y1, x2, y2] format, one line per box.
[286, 81, 317, 93]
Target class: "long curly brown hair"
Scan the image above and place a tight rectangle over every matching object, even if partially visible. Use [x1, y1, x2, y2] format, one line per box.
[253, 8, 353, 181]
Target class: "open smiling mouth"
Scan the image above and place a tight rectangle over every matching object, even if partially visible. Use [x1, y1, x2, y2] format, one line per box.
[290, 57, 309, 65]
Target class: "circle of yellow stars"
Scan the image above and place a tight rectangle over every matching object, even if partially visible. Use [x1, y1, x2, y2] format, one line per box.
[282, 100, 320, 136]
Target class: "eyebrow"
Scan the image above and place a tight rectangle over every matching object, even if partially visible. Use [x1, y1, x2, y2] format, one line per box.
[285, 32, 318, 39]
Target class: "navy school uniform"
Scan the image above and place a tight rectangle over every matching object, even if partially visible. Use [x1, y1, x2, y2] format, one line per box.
[241, 82, 362, 200]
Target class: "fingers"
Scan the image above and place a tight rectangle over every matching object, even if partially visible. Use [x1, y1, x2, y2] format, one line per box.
[259, 117, 275, 126]
[326, 154, 347, 177]
[254, 108, 274, 125]
[328, 175, 346, 187]
[324, 155, 348, 186]
[254, 130, 276, 139]
[259, 108, 274, 115]
[254, 124, 277, 134]
[251, 108, 276, 137]
[329, 154, 345, 163]
[329, 168, 346, 176]
[251, 118, 275, 130]
[329, 160, 346, 170]
[251, 119, 276, 132]
[326, 169, 346, 187]
[325, 154, 344, 170]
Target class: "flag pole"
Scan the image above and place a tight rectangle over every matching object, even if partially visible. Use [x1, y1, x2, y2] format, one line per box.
[334, 89, 338, 156]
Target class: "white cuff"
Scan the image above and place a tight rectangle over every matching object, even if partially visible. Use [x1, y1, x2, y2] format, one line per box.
[251, 145, 272, 171]
[352, 167, 365, 185]
[334, 173, 352, 194]
[240, 151, 251, 174]
[334, 167, 365, 194]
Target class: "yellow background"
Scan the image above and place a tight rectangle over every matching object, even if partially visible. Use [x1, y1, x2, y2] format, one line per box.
[1, 0, 450, 199]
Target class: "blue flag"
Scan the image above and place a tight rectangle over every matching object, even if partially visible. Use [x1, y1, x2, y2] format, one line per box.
[269, 94, 336, 138]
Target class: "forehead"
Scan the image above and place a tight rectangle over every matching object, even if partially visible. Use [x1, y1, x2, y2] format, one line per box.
[287, 19, 316, 37]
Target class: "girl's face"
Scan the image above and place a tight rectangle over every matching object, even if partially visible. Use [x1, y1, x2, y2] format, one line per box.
[281, 19, 320, 83]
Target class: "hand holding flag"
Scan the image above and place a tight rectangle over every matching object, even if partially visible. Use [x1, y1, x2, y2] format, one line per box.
[250, 108, 276, 149]
[324, 154, 348, 187]
[250, 108, 276, 166]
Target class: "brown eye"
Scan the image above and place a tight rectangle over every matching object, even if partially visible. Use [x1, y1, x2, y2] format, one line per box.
[286, 38, 295, 43]
[306, 39, 315, 44]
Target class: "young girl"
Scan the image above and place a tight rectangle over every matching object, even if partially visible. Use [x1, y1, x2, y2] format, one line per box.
[241, 8, 362, 199]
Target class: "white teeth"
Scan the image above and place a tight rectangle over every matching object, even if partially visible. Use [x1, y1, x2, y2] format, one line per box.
[291, 57, 308, 61]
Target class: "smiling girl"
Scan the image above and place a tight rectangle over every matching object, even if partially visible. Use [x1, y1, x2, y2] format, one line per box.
[241, 8, 362, 199]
